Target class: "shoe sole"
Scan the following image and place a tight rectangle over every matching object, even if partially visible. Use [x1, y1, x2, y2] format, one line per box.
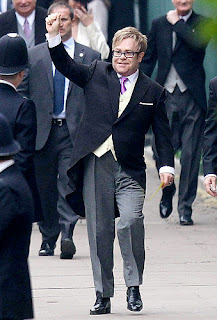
[39, 251, 54, 256]
[90, 306, 111, 315]
[127, 305, 143, 312]
[180, 222, 194, 226]
[127, 295, 143, 312]
[60, 240, 76, 259]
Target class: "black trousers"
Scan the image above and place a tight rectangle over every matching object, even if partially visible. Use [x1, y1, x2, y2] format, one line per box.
[154, 86, 205, 218]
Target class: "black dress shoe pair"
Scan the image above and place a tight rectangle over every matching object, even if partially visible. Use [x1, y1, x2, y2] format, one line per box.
[180, 216, 194, 226]
[160, 183, 176, 219]
[60, 238, 76, 259]
[39, 241, 55, 256]
[127, 286, 143, 312]
[90, 294, 111, 315]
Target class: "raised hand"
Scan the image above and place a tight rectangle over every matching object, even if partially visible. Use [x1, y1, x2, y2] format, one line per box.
[46, 13, 61, 38]
[74, 6, 93, 27]
[166, 9, 180, 25]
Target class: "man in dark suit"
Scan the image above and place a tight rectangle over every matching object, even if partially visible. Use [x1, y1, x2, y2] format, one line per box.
[0, 113, 34, 320]
[0, 0, 47, 48]
[203, 77, 217, 196]
[19, 1, 101, 259]
[37, 0, 53, 9]
[142, 0, 211, 225]
[46, 14, 174, 314]
[0, 33, 42, 222]
[108, 0, 147, 47]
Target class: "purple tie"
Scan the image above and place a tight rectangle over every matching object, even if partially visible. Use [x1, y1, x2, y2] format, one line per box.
[24, 18, 31, 38]
[120, 76, 128, 94]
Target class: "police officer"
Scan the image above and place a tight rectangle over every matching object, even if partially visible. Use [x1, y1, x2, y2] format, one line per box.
[0, 113, 34, 320]
[0, 33, 43, 222]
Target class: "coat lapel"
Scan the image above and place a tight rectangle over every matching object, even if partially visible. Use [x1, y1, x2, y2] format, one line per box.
[67, 42, 85, 95]
[42, 45, 53, 93]
[173, 11, 197, 53]
[164, 19, 173, 57]
[107, 67, 121, 117]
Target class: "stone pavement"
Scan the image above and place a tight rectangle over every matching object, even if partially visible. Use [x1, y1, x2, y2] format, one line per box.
[29, 150, 217, 319]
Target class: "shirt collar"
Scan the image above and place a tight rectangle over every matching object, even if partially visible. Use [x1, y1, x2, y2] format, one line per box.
[0, 160, 15, 174]
[63, 36, 75, 50]
[0, 80, 16, 90]
[179, 10, 192, 22]
[15, 9, 35, 27]
[117, 69, 139, 84]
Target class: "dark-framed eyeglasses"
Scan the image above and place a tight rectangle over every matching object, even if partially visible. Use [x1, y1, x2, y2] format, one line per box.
[112, 50, 140, 58]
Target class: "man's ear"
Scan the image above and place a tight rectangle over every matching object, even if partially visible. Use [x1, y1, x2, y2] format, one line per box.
[138, 52, 145, 63]
[19, 70, 25, 78]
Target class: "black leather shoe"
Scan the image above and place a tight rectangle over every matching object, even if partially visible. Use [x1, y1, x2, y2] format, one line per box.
[180, 216, 194, 226]
[60, 238, 76, 259]
[39, 242, 54, 256]
[90, 295, 111, 315]
[160, 183, 176, 219]
[127, 286, 143, 312]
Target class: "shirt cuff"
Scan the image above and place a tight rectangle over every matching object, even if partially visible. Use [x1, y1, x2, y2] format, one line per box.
[45, 32, 61, 48]
[159, 166, 174, 175]
[204, 174, 217, 179]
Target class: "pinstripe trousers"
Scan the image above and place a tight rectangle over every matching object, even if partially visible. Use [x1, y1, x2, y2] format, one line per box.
[83, 151, 145, 297]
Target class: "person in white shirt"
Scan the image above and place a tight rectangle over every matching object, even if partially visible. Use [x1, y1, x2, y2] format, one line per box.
[68, 0, 109, 59]
[87, 0, 110, 41]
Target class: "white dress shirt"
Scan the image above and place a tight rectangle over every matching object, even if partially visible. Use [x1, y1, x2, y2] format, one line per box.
[87, 0, 108, 41]
[15, 10, 35, 31]
[76, 21, 109, 60]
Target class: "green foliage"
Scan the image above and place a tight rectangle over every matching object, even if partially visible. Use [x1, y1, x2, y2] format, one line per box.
[199, 0, 217, 44]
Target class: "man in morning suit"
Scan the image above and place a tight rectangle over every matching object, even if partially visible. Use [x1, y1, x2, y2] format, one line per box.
[0, 113, 34, 320]
[46, 13, 174, 314]
[203, 77, 217, 197]
[19, 1, 101, 259]
[0, 0, 47, 48]
[0, 33, 42, 222]
[142, 0, 211, 225]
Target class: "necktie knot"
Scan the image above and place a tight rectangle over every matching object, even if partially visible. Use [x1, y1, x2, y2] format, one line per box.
[120, 76, 128, 94]
[24, 18, 31, 38]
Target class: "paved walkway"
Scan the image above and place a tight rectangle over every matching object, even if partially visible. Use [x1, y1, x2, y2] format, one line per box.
[29, 151, 217, 319]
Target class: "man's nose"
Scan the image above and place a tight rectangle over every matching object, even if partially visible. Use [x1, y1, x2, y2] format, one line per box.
[120, 53, 127, 59]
